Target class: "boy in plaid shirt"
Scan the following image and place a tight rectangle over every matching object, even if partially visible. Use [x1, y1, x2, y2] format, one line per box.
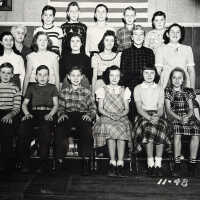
[55, 66, 96, 174]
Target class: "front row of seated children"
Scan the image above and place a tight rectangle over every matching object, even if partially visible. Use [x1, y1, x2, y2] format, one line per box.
[0, 62, 199, 178]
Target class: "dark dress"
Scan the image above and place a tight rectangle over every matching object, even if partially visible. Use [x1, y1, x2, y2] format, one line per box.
[165, 87, 200, 136]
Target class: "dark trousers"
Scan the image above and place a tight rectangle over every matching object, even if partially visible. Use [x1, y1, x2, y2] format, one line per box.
[0, 110, 16, 166]
[17, 110, 54, 166]
[55, 112, 94, 158]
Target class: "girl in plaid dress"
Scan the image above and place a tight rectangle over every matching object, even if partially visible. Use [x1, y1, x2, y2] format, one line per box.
[133, 66, 171, 177]
[93, 65, 132, 177]
[165, 67, 200, 177]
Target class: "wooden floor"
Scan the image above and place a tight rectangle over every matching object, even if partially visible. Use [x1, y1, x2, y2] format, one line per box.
[1, 167, 200, 200]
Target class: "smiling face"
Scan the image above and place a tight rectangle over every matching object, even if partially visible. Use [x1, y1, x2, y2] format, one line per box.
[35, 69, 49, 86]
[104, 35, 114, 51]
[143, 69, 155, 83]
[42, 9, 54, 26]
[153, 15, 166, 30]
[37, 34, 48, 51]
[168, 25, 181, 44]
[1, 35, 14, 50]
[171, 71, 184, 89]
[95, 6, 107, 22]
[0, 67, 13, 83]
[124, 9, 136, 25]
[68, 69, 83, 87]
[70, 36, 82, 53]
[132, 29, 145, 46]
[109, 69, 120, 86]
[68, 5, 79, 22]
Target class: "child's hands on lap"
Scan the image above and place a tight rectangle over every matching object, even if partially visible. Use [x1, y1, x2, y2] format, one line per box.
[181, 115, 190, 125]
[1, 114, 13, 124]
[44, 113, 54, 121]
[22, 114, 33, 121]
[150, 114, 159, 125]
[58, 114, 68, 123]
[82, 114, 92, 122]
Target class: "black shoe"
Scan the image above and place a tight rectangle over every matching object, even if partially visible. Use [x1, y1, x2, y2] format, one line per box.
[117, 166, 128, 177]
[154, 167, 163, 177]
[147, 167, 155, 177]
[188, 163, 197, 178]
[173, 163, 181, 177]
[107, 164, 117, 177]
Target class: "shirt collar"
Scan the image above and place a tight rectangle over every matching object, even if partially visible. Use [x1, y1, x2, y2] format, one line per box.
[141, 82, 157, 89]
[68, 85, 83, 92]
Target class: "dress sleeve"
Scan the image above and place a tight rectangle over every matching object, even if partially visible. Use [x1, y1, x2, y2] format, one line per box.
[187, 46, 195, 67]
[91, 54, 99, 69]
[133, 85, 141, 102]
[164, 87, 172, 101]
[95, 87, 105, 99]
[124, 87, 131, 101]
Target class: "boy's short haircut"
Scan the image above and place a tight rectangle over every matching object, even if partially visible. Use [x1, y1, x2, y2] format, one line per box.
[68, 66, 83, 75]
[132, 25, 145, 35]
[42, 5, 56, 16]
[66, 1, 80, 21]
[123, 6, 136, 16]
[0, 62, 14, 73]
[94, 4, 108, 22]
[122, 6, 136, 24]
[10, 25, 28, 36]
[36, 65, 49, 75]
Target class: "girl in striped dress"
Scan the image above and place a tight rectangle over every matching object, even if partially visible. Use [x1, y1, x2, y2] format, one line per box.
[93, 65, 132, 177]
[165, 67, 200, 177]
[133, 66, 171, 177]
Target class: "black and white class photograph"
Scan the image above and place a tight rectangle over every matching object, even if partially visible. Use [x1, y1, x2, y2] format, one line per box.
[0, 0, 200, 199]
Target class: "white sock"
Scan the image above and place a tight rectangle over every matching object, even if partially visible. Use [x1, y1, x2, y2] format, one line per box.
[116, 160, 124, 167]
[154, 157, 162, 168]
[109, 160, 116, 166]
[147, 157, 154, 168]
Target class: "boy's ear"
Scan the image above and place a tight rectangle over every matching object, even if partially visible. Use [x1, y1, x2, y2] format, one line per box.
[166, 31, 169, 38]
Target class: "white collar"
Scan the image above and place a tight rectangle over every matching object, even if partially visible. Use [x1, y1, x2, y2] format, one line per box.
[141, 82, 157, 89]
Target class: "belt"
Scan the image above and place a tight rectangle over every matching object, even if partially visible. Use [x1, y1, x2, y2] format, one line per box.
[32, 106, 52, 111]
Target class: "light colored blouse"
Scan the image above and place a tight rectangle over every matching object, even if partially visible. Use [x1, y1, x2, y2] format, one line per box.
[96, 85, 131, 101]
[27, 51, 59, 85]
[134, 82, 164, 110]
[155, 43, 195, 88]
[144, 29, 166, 53]
[0, 51, 25, 89]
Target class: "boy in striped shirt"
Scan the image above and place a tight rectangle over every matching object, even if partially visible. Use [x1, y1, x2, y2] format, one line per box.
[34, 5, 63, 56]
[0, 62, 21, 172]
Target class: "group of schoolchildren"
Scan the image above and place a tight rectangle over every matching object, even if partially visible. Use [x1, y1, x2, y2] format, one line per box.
[0, 1, 199, 179]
